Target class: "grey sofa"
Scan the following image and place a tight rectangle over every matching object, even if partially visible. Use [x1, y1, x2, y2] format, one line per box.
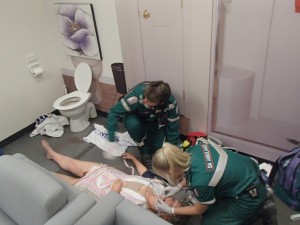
[0, 154, 171, 225]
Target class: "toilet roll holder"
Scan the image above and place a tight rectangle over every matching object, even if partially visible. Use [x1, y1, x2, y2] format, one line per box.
[28, 61, 43, 77]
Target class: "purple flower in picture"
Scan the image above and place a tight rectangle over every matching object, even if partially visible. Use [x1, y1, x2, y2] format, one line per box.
[57, 4, 99, 57]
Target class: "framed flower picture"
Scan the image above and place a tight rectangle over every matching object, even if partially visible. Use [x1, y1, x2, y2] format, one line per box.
[54, 3, 103, 60]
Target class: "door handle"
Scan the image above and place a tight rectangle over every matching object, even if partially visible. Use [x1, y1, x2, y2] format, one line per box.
[143, 10, 150, 19]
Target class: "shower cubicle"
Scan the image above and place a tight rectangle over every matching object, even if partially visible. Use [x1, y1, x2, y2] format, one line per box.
[208, 0, 300, 161]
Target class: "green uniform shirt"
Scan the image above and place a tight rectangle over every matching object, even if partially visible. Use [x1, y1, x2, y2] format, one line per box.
[107, 82, 180, 145]
[187, 142, 260, 205]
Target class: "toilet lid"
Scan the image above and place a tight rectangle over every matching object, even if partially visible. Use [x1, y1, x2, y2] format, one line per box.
[74, 62, 92, 93]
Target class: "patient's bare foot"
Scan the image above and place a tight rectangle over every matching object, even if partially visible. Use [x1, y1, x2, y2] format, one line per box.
[41, 139, 56, 160]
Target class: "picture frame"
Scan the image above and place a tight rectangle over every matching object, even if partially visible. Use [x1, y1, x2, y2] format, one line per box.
[54, 3, 103, 60]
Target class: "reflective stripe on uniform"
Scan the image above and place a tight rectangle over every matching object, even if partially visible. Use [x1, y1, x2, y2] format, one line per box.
[208, 139, 228, 187]
[198, 137, 228, 187]
[136, 141, 145, 147]
[198, 198, 216, 205]
[121, 98, 131, 112]
[167, 116, 179, 122]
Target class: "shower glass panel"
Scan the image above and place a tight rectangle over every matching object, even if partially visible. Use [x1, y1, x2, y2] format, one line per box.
[211, 0, 300, 157]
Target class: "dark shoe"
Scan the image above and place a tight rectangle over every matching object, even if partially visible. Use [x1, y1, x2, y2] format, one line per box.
[141, 154, 152, 170]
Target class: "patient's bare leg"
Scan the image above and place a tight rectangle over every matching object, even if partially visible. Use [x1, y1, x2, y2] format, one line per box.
[42, 139, 101, 177]
[55, 173, 79, 185]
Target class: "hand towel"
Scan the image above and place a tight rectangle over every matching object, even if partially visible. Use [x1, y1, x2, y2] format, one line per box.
[30, 114, 69, 137]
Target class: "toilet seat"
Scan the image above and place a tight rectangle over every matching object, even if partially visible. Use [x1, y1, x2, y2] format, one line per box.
[53, 62, 93, 111]
[53, 91, 91, 111]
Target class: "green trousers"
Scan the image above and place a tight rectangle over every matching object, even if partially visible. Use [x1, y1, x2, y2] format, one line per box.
[123, 113, 165, 155]
[202, 182, 266, 225]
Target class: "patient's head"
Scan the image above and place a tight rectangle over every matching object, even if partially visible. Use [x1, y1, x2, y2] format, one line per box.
[158, 197, 188, 225]
[146, 179, 188, 224]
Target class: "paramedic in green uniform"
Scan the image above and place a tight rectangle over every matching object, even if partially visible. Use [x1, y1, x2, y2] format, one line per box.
[152, 139, 267, 225]
[106, 80, 180, 168]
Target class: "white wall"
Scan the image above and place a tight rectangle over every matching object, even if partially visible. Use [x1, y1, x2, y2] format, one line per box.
[115, 0, 146, 89]
[184, 0, 212, 132]
[0, 0, 124, 141]
[0, 0, 65, 141]
[44, 0, 123, 84]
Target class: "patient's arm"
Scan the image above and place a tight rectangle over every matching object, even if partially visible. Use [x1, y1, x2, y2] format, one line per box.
[122, 152, 147, 175]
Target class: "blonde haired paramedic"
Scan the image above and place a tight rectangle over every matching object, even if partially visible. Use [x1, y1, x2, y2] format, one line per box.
[152, 139, 267, 225]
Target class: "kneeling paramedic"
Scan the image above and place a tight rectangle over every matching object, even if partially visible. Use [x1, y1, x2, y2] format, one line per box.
[152, 138, 267, 225]
[106, 80, 180, 169]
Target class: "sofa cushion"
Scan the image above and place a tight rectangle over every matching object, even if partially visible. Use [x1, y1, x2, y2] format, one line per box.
[45, 192, 96, 225]
[115, 200, 171, 225]
[0, 155, 67, 225]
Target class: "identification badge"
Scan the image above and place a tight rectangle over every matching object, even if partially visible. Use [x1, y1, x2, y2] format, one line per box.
[246, 185, 258, 198]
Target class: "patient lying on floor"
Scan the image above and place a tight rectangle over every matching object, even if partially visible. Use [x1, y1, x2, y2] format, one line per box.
[42, 140, 187, 225]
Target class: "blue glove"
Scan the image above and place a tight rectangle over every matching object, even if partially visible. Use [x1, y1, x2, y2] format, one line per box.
[155, 199, 173, 215]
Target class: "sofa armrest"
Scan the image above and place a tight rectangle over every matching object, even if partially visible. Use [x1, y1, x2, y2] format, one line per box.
[13, 153, 80, 201]
[45, 192, 96, 225]
[74, 191, 125, 225]
[0, 209, 17, 225]
[0, 155, 67, 225]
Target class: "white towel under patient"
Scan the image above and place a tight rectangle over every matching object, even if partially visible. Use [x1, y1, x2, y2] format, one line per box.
[30, 114, 69, 138]
[83, 124, 136, 156]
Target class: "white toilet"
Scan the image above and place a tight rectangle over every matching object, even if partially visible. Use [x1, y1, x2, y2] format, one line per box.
[53, 62, 97, 132]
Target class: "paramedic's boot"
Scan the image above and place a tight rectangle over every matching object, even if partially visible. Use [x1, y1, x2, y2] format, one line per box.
[258, 185, 277, 225]
[141, 153, 152, 170]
